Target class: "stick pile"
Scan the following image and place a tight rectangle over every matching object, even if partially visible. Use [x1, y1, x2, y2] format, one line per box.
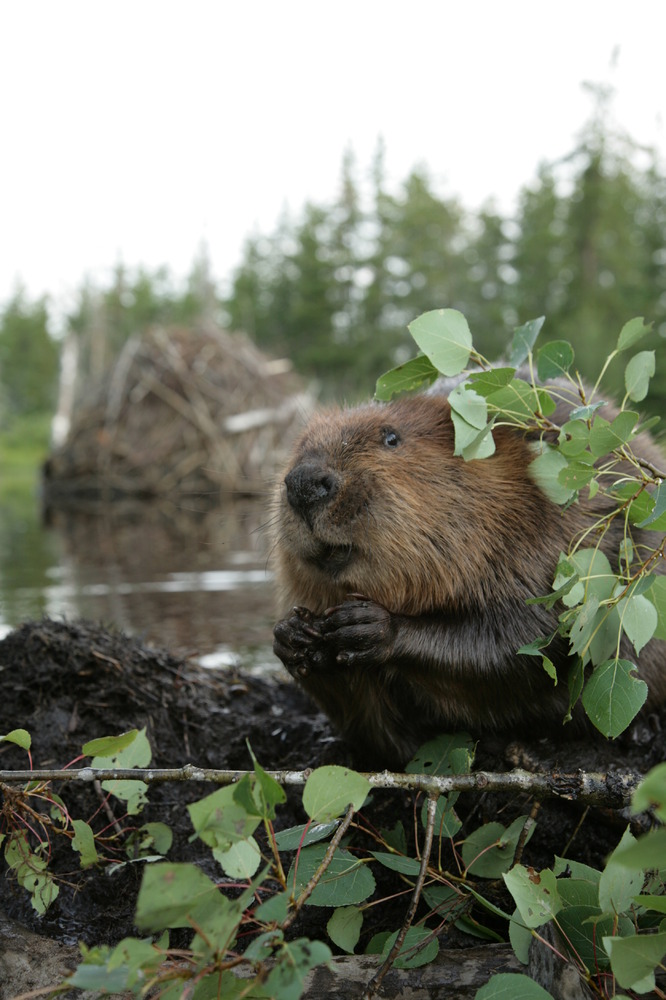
[43, 325, 314, 503]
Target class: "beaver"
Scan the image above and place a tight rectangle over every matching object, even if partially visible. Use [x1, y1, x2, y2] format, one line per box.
[272, 382, 666, 768]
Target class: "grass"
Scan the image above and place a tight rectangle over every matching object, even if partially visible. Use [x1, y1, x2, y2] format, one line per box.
[0, 412, 51, 498]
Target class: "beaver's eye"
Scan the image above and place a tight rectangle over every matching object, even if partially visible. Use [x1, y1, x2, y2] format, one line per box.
[382, 428, 401, 448]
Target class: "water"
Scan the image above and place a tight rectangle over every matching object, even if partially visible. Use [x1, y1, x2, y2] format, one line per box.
[0, 476, 280, 674]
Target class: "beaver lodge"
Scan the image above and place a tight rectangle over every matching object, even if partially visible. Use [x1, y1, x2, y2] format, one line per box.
[43, 325, 314, 505]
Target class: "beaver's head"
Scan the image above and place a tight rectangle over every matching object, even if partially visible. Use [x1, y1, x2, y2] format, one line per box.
[274, 393, 549, 613]
[282, 396, 454, 564]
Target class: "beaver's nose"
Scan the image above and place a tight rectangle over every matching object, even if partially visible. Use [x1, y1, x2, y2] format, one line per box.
[285, 463, 339, 520]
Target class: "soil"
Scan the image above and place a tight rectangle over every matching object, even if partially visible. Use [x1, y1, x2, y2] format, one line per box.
[0, 618, 665, 990]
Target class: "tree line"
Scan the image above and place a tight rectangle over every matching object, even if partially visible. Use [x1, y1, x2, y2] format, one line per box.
[1, 88, 665, 429]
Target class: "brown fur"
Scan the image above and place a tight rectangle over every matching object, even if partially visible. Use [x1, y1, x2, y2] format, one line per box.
[272, 388, 666, 768]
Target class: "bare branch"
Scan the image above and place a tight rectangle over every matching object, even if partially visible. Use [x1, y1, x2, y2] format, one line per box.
[0, 764, 644, 808]
[362, 792, 440, 999]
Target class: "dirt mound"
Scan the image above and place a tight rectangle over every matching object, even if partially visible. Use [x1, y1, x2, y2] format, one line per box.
[0, 618, 663, 997]
[0, 618, 337, 946]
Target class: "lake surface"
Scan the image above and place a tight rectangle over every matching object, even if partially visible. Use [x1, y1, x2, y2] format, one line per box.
[0, 475, 279, 675]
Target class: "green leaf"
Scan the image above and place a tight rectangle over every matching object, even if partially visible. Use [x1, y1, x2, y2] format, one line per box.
[374, 354, 438, 401]
[380, 925, 439, 969]
[451, 409, 487, 456]
[105, 937, 163, 984]
[71, 819, 99, 869]
[599, 828, 644, 914]
[650, 577, 666, 640]
[632, 762, 666, 821]
[135, 862, 240, 942]
[637, 482, 666, 528]
[508, 908, 532, 965]
[5, 834, 60, 914]
[554, 548, 615, 608]
[302, 765, 370, 822]
[273, 820, 340, 851]
[462, 817, 532, 878]
[255, 891, 290, 924]
[406, 732, 475, 776]
[617, 593, 658, 655]
[421, 793, 462, 838]
[517, 637, 552, 656]
[243, 928, 283, 961]
[67, 965, 133, 993]
[509, 316, 546, 366]
[568, 595, 601, 658]
[327, 905, 362, 953]
[556, 875, 600, 908]
[530, 448, 575, 505]
[503, 865, 562, 928]
[569, 400, 606, 421]
[460, 420, 496, 460]
[612, 483, 665, 529]
[449, 385, 496, 459]
[582, 659, 648, 737]
[91, 728, 151, 816]
[589, 411, 639, 456]
[476, 972, 555, 999]
[558, 419, 591, 457]
[365, 931, 392, 955]
[604, 931, 666, 993]
[553, 856, 602, 882]
[407, 308, 472, 376]
[423, 883, 469, 922]
[617, 317, 652, 352]
[557, 460, 597, 491]
[486, 379, 543, 422]
[370, 851, 422, 876]
[83, 730, 140, 757]
[380, 820, 407, 855]
[213, 836, 262, 879]
[288, 845, 376, 907]
[625, 350, 655, 402]
[187, 783, 260, 851]
[247, 744, 287, 819]
[448, 383, 488, 429]
[557, 906, 632, 971]
[567, 656, 585, 714]
[467, 367, 516, 396]
[537, 340, 574, 380]
[636, 894, 666, 914]
[612, 829, 666, 870]
[0, 728, 31, 750]
[263, 938, 332, 1000]
[127, 821, 173, 858]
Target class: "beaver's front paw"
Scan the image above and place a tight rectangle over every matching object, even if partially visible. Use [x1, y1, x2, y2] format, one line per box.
[318, 597, 396, 667]
[273, 607, 333, 678]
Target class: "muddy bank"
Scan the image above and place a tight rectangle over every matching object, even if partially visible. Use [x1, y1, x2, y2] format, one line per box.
[0, 619, 340, 946]
[0, 618, 664, 997]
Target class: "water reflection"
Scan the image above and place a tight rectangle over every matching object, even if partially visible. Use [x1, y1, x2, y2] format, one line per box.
[0, 485, 279, 671]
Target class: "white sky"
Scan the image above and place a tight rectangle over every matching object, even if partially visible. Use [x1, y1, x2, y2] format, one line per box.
[1, 0, 665, 316]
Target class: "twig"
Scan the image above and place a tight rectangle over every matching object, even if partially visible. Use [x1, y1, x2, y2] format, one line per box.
[93, 778, 124, 837]
[0, 765, 645, 809]
[361, 792, 439, 999]
[514, 799, 541, 867]
[282, 802, 356, 927]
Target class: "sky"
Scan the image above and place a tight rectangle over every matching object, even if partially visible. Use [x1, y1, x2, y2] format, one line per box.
[1, 0, 665, 319]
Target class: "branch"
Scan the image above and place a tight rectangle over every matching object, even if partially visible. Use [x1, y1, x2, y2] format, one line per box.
[362, 792, 439, 999]
[0, 764, 644, 808]
[283, 802, 357, 927]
